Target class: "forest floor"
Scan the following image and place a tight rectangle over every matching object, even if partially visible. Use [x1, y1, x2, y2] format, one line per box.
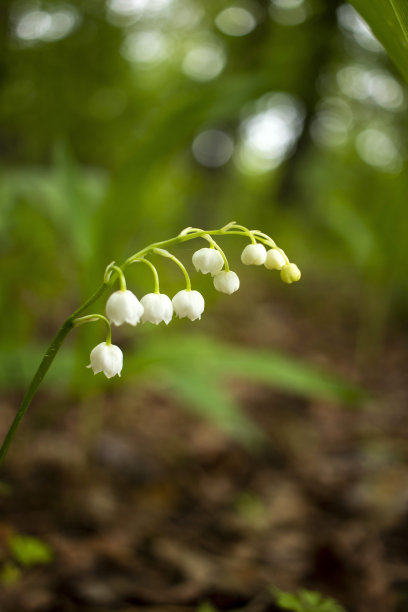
[1, 279, 408, 612]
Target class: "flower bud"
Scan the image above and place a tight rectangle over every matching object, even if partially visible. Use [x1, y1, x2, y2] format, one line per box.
[172, 289, 205, 321]
[87, 342, 123, 378]
[140, 293, 173, 325]
[213, 270, 240, 294]
[241, 243, 267, 266]
[264, 249, 286, 271]
[192, 247, 224, 276]
[106, 290, 144, 326]
[280, 263, 301, 284]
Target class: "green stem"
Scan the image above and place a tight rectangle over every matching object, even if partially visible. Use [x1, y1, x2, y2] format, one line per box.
[0, 282, 109, 468]
[228, 223, 256, 244]
[251, 230, 289, 264]
[111, 265, 127, 291]
[153, 248, 192, 291]
[129, 258, 160, 294]
[205, 237, 230, 272]
[74, 314, 112, 345]
[122, 227, 242, 266]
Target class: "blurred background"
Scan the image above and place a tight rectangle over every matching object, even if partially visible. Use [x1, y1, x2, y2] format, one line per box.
[1, 0, 408, 610]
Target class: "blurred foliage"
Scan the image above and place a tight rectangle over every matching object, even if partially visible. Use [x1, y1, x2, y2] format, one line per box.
[0, 331, 364, 445]
[7, 534, 53, 567]
[349, 0, 408, 84]
[272, 587, 347, 612]
[196, 604, 219, 612]
[0, 0, 407, 428]
[195, 589, 347, 612]
[0, 533, 53, 586]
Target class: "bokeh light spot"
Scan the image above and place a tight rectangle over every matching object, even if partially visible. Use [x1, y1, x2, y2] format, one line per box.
[269, 0, 308, 26]
[236, 93, 304, 174]
[356, 128, 402, 172]
[107, 0, 172, 17]
[215, 7, 256, 37]
[337, 65, 405, 109]
[121, 31, 170, 64]
[192, 129, 234, 167]
[182, 42, 226, 81]
[311, 97, 353, 149]
[14, 6, 79, 43]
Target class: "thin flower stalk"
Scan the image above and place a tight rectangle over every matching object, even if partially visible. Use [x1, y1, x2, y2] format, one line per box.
[0, 221, 300, 467]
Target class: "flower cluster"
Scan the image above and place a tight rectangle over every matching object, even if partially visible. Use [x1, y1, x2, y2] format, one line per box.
[83, 222, 301, 378]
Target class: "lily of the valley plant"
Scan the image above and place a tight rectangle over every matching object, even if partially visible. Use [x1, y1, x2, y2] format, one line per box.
[0, 222, 300, 465]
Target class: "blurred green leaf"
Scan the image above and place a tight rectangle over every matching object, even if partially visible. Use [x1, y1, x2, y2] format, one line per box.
[272, 587, 347, 612]
[135, 334, 365, 406]
[0, 331, 364, 447]
[9, 535, 53, 567]
[350, 0, 408, 83]
[163, 366, 266, 446]
[0, 562, 21, 586]
[196, 603, 220, 612]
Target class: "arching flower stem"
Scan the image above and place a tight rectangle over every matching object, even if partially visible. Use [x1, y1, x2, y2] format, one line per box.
[226, 223, 257, 244]
[205, 237, 230, 272]
[251, 230, 290, 264]
[129, 258, 160, 294]
[74, 314, 112, 345]
[153, 248, 192, 291]
[105, 264, 127, 291]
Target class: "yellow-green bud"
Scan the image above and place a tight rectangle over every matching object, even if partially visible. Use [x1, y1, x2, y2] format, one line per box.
[280, 263, 301, 284]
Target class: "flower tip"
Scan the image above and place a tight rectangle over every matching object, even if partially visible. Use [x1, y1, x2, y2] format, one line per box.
[280, 263, 301, 284]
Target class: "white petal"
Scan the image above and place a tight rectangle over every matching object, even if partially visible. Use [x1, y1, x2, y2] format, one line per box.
[141, 293, 173, 325]
[88, 342, 123, 378]
[241, 243, 267, 266]
[192, 248, 224, 275]
[213, 271, 240, 294]
[264, 249, 286, 270]
[172, 289, 205, 321]
[106, 290, 144, 326]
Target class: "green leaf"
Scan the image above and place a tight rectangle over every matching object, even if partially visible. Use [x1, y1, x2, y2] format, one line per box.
[137, 334, 364, 406]
[349, 0, 408, 84]
[123, 332, 365, 446]
[163, 367, 266, 446]
[9, 535, 53, 567]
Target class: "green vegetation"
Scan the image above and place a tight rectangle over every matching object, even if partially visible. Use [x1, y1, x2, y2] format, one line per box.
[1, 0, 407, 443]
[273, 587, 347, 612]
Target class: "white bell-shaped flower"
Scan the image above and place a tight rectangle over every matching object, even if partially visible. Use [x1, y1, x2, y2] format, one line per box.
[241, 243, 267, 266]
[172, 289, 205, 321]
[105, 289, 144, 326]
[140, 293, 173, 325]
[280, 263, 301, 284]
[264, 249, 286, 271]
[192, 247, 224, 276]
[213, 270, 240, 294]
[87, 342, 123, 378]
